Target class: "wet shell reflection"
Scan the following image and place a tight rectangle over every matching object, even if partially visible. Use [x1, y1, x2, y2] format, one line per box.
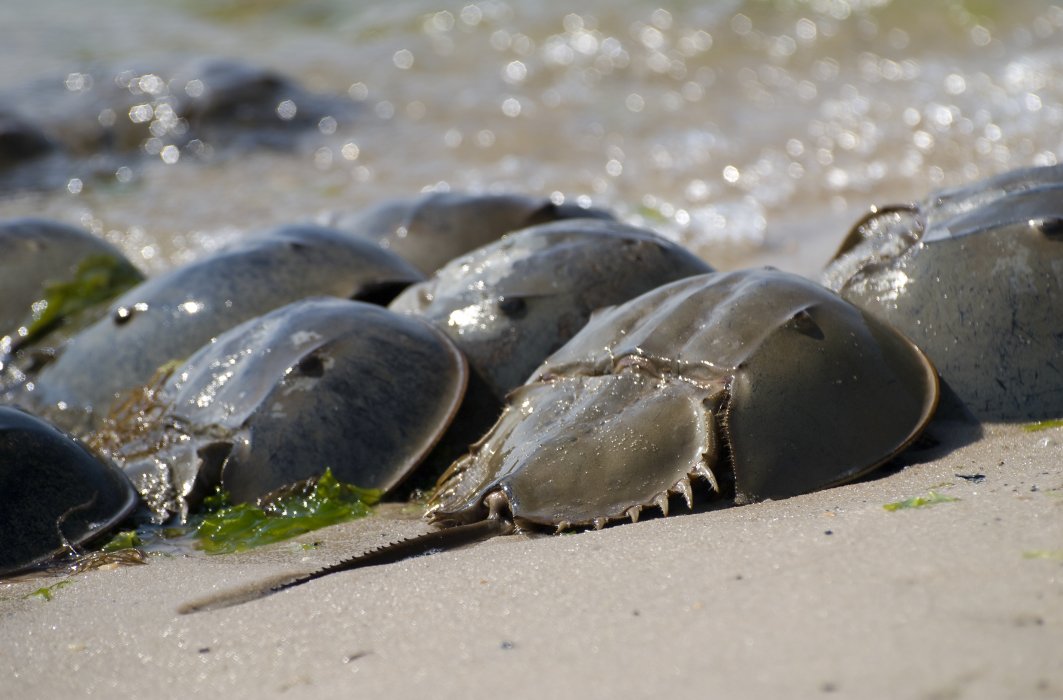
[23, 224, 423, 433]
[823, 165, 1063, 421]
[0, 406, 138, 577]
[95, 298, 466, 522]
[323, 191, 614, 275]
[389, 218, 713, 401]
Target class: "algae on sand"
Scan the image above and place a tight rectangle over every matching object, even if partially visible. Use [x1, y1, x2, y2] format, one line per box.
[93, 469, 383, 560]
[25, 580, 72, 601]
[1023, 419, 1063, 432]
[883, 491, 960, 511]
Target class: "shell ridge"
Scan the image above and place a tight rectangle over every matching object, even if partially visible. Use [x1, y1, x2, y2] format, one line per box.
[715, 381, 741, 502]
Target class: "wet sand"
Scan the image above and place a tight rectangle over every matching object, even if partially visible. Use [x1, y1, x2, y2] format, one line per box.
[2, 419, 1060, 699]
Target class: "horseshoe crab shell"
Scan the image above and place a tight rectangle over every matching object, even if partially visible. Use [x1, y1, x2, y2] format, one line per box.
[0, 217, 143, 346]
[99, 297, 466, 521]
[23, 224, 423, 433]
[0, 111, 65, 193]
[427, 268, 939, 530]
[170, 58, 358, 150]
[2, 57, 353, 159]
[389, 219, 714, 401]
[0, 406, 138, 577]
[322, 191, 614, 274]
[822, 165, 1063, 420]
[0, 112, 55, 169]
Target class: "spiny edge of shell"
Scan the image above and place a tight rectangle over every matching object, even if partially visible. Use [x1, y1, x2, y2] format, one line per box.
[558, 461, 723, 533]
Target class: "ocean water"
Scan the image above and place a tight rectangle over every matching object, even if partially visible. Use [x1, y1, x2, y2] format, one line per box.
[1, 0, 1061, 276]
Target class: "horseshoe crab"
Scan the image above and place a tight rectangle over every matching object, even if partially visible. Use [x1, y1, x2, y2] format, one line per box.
[22, 224, 422, 433]
[427, 268, 939, 527]
[170, 57, 357, 150]
[181, 268, 938, 613]
[2, 57, 352, 159]
[0, 113, 67, 194]
[0, 217, 143, 350]
[322, 191, 615, 274]
[94, 297, 466, 522]
[0, 112, 55, 169]
[823, 164, 1063, 420]
[0, 406, 138, 578]
[389, 219, 714, 401]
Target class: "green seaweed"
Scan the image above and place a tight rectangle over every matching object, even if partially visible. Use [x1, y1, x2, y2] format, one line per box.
[77, 470, 382, 561]
[637, 204, 669, 224]
[193, 469, 382, 555]
[19, 254, 143, 347]
[25, 580, 72, 601]
[100, 530, 143, 552]
[1023, 418, 1063, 432]
[1022, 550, 1063, 561]
[883, 491, 959, 511]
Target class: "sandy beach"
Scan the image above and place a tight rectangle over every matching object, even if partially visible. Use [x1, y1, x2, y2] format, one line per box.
[2, 418, 1060, 699]
[2, 2, 1063, 698]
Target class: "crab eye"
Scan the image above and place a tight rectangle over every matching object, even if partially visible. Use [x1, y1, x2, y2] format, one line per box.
[497, 296, 527, 319]
[786, 309, 824, 340]
[294, 352, 326, 377]
[1032, 217, 1063, 241]
[113, 302, 148, 325]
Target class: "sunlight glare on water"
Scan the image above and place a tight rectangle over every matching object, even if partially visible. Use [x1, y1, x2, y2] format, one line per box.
[0, 0, 1061, 275]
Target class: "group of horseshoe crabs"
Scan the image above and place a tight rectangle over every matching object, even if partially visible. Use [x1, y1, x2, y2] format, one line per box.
[2, 167, 1061, 605]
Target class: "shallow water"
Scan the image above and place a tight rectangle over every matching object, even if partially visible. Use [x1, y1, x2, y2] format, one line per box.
[1, 0, 1061, 275]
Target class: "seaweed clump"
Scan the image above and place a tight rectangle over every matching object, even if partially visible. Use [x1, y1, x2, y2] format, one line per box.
[193, 469, 382, 554]
[17, 253, 143, 350]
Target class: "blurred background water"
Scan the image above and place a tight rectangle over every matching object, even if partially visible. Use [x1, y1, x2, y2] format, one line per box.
[0, 0, 1060, 276]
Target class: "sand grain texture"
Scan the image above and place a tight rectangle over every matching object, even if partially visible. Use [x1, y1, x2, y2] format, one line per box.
[1, 421, 1061, 699]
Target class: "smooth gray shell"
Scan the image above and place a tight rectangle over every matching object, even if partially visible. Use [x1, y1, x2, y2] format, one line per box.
[104, 298, 467, 521]
[323, 191, 615, 274]
[427, 269, 938, 530]
[823, 165, 1063, 421]
[24, 224, 423, 433]
[389, 219, 714, 400]
[0, 406, 138, 577]
[0, 217, 143, 341]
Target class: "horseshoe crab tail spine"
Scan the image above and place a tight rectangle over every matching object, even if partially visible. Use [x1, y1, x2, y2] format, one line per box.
[273, 517, 515, 594]
[177, 517, 513, 615]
